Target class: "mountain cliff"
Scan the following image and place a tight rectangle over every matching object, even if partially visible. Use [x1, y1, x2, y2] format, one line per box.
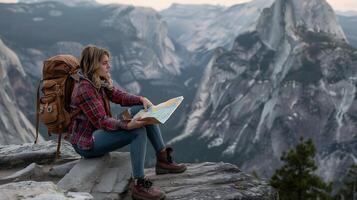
[169, 0, 357, 185]
[0, 38, 43, 144]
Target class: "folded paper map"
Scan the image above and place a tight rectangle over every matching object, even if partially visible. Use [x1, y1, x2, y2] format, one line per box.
[130, 96, 184, 124]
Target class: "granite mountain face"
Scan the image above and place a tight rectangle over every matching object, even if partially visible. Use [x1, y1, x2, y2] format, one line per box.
[0, 39, 43, 144]
[166, 0, 357, 185]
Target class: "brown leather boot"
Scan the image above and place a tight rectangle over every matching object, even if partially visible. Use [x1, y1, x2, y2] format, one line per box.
[131, 177, 165, 200]
[156, 147, 187, 175]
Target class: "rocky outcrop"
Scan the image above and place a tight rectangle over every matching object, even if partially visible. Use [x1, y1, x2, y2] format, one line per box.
[58, 152, 132, 200]
[0, 181, 93, 200]
[0, 140, 79, 169]
[0, 141, 277, 200]
[142, 162, 275, 200]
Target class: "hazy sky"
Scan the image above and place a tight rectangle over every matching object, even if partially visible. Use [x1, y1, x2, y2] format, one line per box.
[0, 0, 356, 11]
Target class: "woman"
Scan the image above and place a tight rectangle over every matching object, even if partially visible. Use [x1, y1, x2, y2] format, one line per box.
[69, 45, 186, 200]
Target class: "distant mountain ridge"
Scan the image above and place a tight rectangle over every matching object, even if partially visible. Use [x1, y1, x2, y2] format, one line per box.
[337, 15, 357, 48]
[163, 0, 346, 53]
[336, 10, 357, 17]
[18, 0, 98, 7]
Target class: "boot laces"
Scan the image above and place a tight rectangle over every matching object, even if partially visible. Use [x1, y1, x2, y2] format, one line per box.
[166, 147, 174, 163]
[167, 153, 173, 163]
[137, 177, 153, 189]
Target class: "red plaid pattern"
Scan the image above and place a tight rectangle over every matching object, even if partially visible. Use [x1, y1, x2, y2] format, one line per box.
[68, 78, 142, 150]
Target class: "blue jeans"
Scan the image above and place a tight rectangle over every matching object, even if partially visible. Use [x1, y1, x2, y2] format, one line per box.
[73, 105, 166, 178]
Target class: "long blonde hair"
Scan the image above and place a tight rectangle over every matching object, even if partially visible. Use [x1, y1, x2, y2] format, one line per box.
[79, 45, 113, 89]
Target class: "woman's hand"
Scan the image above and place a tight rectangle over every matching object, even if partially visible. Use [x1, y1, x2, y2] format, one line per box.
[140, 97, 154, 111]
[126, 118, 147, 130]
[126, 117, 158, 130]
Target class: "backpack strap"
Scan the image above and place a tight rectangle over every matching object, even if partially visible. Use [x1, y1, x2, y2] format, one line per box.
[70, 108, 81, 119]
[34, 80, 43, 144]
[56, 132, 62, 159]
[70, 73, 80, 82]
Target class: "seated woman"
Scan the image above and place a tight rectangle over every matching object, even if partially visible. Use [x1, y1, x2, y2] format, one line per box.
[69, 45, 186, 200]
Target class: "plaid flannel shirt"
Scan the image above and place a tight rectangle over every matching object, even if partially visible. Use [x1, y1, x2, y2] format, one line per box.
[69, 77, 142, 150]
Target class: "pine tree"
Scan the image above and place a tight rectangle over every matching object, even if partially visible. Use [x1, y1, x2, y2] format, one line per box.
[270, 137, 332, 200]
[334, 164, 357, 200]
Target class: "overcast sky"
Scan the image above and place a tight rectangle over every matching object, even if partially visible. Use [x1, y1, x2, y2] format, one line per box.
[0, 0, 356, 11]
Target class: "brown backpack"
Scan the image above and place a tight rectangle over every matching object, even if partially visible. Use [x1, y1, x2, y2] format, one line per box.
[35, 55, 81, 158]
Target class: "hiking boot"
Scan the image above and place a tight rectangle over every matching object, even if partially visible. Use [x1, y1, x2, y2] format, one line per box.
[156, 147, 187, 175]
[131, 177, 165, 200]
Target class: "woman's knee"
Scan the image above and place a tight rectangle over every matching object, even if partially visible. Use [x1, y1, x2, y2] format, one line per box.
[130, 127, 147, 139]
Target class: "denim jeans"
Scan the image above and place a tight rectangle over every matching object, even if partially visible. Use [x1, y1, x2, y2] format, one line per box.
[72, 105, 166, 178]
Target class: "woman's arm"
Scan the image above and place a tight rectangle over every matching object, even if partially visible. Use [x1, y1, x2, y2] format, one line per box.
[106, 86, 143, 106]
[77, 82, 129, 130]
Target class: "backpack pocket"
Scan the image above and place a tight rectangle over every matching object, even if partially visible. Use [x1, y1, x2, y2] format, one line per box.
[39, 95, 59, 124]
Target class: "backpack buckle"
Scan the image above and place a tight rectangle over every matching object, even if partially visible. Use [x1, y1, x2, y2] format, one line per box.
[39, 105, 44, 114]
[47, 105, 53, 113]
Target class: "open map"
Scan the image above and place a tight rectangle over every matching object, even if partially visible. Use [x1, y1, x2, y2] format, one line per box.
[132, 96, 184, 124]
